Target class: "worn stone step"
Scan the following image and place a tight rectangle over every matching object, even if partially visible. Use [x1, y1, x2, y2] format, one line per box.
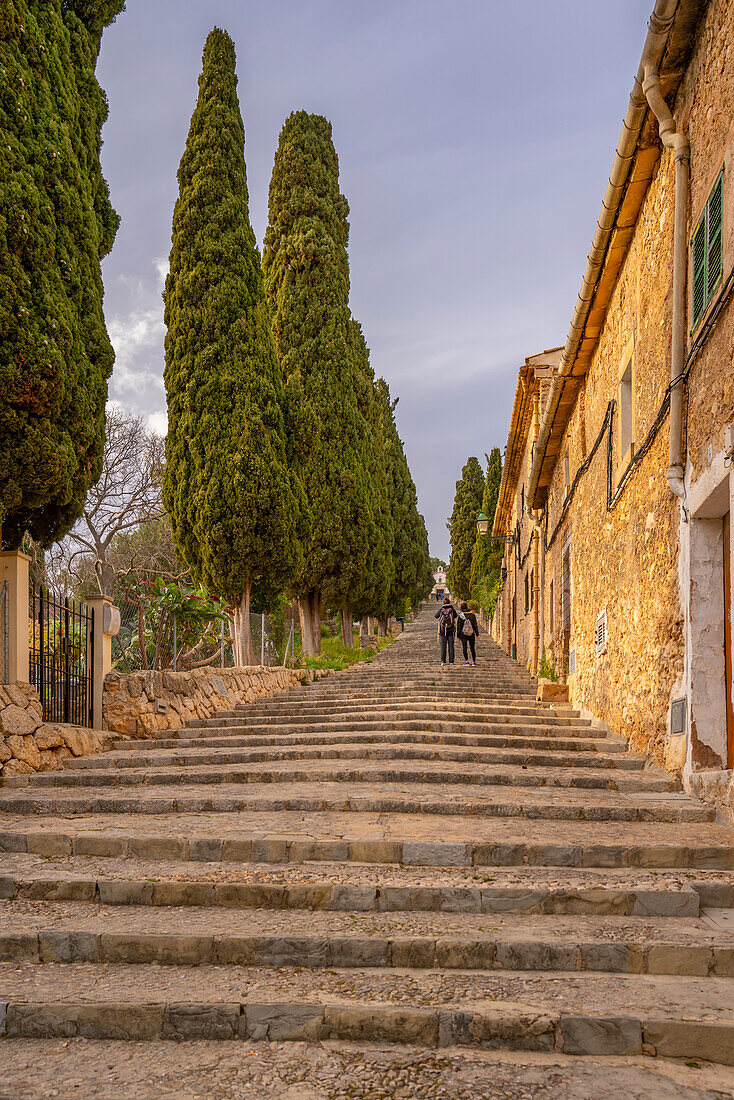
[110, 729, 621, 754]
[2, 964, 734, 1061]
[186, 716, 592, 737]
[0, 783, 705, 823]
[0, 872, 703, 918]
[1, 759, 673, 795]
[1, 903, 732, 975]
[62, 743, 640, 775]
[2, 815, 733, 868]
[237, 699, 580, 717]
[4, 851, 730, 909]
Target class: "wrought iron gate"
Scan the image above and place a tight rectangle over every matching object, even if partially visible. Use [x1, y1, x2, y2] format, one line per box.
[29, 584, 94, 726]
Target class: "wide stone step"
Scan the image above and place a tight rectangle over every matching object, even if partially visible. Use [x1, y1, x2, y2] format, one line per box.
[109, 729, 623, 755]
[0, 870, 704, 918]
[192, 710, 592, 730]
[186, 719, 595, 739]
[2, 812, 732, 867]
[4, 852, 730, 912]
[61, 744, 642, 774]
[2, 964, 734, 1061]
[1, 903, 731, 976]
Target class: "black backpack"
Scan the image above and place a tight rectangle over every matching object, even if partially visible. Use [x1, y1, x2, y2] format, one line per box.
[439, 605, 455, 633]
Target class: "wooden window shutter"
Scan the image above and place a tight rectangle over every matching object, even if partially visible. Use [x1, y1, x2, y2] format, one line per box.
[692, 221, 706, 326]
[707, 171, 724, 299]
[692, 169, 725, 328]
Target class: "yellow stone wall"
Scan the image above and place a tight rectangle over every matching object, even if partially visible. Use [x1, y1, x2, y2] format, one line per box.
[539, 0, 734, 769]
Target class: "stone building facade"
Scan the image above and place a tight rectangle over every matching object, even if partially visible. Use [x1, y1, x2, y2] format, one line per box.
[492, 0, 734, 816]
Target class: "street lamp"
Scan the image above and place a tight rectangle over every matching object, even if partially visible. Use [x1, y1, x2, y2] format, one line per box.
[476, 511, 489, 536]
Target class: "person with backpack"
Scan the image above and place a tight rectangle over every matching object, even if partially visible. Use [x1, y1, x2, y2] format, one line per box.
[435, 594, 457, 665]
[457, 601, 479, 665]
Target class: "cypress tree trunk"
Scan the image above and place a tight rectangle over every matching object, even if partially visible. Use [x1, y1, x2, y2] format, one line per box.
[299, 591, 321, 656]
[233, 584, 255, 666]
[377, 618, 388, 637]
[340, 609, 353, 649]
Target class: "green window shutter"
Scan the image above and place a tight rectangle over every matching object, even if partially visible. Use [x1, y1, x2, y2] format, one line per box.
[692, 219, 707, 326]
[691, 168, 725, 329]
[707, 171, 724, 299]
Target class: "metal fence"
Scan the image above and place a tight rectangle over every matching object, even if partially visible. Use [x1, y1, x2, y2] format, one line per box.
[29, 583, 94, 726]
[111, 598, 285, 672]
[0, 581, 7, 685]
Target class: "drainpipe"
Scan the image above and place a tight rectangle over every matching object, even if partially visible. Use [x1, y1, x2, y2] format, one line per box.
[526, 0, 681, 511]
[641, 64, 690, 502]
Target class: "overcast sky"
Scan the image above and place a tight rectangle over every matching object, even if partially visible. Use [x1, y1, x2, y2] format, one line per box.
[98, 0, 652, 562]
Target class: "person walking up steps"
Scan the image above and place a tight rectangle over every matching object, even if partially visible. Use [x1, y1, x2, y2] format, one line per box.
[435, 594, 457, 665]
[457, 601, 479, 665]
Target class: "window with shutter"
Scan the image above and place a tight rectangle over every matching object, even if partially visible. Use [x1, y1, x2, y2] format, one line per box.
[691, 169, 725, 329]
[595, 608, 608, 657]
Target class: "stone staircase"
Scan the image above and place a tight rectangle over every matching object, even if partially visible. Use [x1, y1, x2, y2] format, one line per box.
[1, 604, 734, 1093]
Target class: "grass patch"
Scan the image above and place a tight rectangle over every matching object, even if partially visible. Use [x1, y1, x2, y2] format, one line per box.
[298, 631, 395, 672]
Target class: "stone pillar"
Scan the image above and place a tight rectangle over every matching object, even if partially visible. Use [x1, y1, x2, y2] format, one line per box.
[0, 550, 31, 683]
[87, 596, 121, 730]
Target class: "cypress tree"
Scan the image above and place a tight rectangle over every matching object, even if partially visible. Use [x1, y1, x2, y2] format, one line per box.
[333, 321, 394, 643]
[0, 0, 123, 548]
[263, 111, 370, 655]
[447, 456, 485, 601]
[163, 28, 303, 666]
[380, 381, 432, 617]
[469, 446, 503, 596]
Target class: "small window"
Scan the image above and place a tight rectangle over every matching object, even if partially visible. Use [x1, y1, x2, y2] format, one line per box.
[549, 580, 555, 632]
[563, 449, 570, 499]
[524, 572, 529, 614]
[619, 356, 634, 461]
[691, 170, 724, 329]
[595, 607, 608, 656]
[530, 569, 534, 609]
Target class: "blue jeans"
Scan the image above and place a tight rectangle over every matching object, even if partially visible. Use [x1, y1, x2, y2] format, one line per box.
[440, 631, 455, 663]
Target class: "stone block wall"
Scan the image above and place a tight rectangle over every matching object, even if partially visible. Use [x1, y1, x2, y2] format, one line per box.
[0, 683, 107, 778]
[102, 666, 333, 739]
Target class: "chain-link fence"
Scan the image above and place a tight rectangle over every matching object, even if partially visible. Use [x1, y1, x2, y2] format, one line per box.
[111, 598, 287, 672]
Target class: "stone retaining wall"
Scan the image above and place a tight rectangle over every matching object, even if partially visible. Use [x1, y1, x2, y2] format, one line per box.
[102, 666, 332, 739]
[0, 683, 107, 778]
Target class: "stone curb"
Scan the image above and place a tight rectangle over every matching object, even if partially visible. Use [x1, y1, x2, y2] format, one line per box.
[1, 930, 731, 976]
[2, 831, 732, 869]
[0, 874, 701, 917]
[2, 1000, 734, 1061]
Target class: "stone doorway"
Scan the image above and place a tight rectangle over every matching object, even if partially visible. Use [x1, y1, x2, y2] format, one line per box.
[688, 473, 733, 771]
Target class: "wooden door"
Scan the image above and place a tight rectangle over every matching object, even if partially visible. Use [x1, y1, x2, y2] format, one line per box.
[724, 511, 733, 769]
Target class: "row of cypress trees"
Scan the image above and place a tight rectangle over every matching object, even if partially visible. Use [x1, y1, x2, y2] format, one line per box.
[447, 448, 503, 609]
[163, 29, 432, 662]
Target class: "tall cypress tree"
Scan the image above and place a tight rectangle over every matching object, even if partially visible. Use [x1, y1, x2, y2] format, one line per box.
[0, 0, 123, 548]
[332, 320, 393, 643]
[164, 28, 303, 666]
[470, 446, 503, 596]
[447, 456, 485, 600]
[263, 111, 371, 655]
[379, 381, 432, 617]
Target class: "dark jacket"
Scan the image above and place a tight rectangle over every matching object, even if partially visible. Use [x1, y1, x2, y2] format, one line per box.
[435, 603, 457, 634]
[457, 610, 479, 637]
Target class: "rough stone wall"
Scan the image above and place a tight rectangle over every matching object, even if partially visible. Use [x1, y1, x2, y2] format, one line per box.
[0, 683, 107, 779]
[103, 666, 333, 739]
